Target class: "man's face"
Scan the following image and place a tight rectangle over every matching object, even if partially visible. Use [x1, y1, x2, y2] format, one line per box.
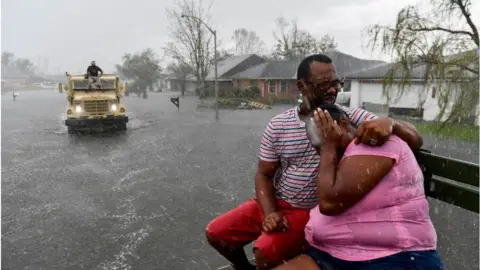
[297, 62, 342, 107]
[91, 61, 96, 66]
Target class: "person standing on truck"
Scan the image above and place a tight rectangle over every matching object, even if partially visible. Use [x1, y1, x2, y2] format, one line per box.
[86, 61, 103, 89]
[205, 54, 424, 270]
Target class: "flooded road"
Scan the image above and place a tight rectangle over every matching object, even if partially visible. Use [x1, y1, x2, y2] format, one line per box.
[2, 90, 478, 269]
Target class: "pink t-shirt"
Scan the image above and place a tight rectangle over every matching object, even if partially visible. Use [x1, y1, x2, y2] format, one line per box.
[304, 135, 437, 261]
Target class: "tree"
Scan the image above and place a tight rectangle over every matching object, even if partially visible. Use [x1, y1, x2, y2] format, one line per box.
[164, 0, 214, 98]
[1, 52, 35, 76]
[232, 28, 265, 55]
[213, 49, 234, 63]
[14, 58, 35, 74]
[367, 0, 479, 125]
[2, 52, 15, 67]
[272, 16, 337, 60]
[116, 48, 162, 97]
[166, 61, 193, 96]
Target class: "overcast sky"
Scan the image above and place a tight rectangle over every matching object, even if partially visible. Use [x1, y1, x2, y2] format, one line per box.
[2, 0, 479, 74]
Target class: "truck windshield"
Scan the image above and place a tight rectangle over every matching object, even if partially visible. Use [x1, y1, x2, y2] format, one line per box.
[72, 80, 116, 90]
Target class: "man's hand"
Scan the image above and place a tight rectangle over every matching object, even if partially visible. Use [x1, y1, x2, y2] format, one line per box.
[262, 212, 289, 233]
[354, 118, 394, 146]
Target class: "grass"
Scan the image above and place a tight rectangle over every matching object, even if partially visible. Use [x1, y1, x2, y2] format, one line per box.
[414, 121, 479, 143]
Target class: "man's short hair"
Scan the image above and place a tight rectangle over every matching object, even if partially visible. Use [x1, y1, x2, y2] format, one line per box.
[296, 54, 333, 81]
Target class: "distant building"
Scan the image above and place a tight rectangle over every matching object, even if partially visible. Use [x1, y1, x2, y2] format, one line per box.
[164, 50, 386, 99]
[230, 50, 386, 99]
[345, 49, 479, 124]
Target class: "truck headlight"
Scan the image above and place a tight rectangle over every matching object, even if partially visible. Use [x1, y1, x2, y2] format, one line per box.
[111, 104, 118, 111]
[75, 105, 82, 113]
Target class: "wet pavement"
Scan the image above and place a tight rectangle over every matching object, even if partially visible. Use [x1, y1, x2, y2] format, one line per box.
[2, 90, 478, 270]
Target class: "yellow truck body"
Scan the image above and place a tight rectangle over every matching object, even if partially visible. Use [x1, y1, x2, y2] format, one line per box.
[59, 73, 128, 133]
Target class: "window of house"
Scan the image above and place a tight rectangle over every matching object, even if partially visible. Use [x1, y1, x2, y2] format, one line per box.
[269, 80, 276, 93]
[431, 87, 436, 98]
[250, 80, 256, 88]
[342, 80, 351, 92]
[280, 81, 288, 92]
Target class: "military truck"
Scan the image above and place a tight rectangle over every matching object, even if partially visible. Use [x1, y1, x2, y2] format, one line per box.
[58, 72, 128, 133]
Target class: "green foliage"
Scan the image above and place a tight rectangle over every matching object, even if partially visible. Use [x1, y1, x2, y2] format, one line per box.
[367, 0, 479, 126]
[204, 85, 262, 99]
[262, 93, 297, 105]
[414, 121, 479, 142]
[116, 48, 162, 94]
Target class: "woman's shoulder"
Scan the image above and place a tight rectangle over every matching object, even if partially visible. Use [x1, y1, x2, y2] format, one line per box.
[343, 135, 408, 162]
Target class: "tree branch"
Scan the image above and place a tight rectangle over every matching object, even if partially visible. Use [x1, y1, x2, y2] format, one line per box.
[456, 0, 479, 46]
[407, 26, 474, 39]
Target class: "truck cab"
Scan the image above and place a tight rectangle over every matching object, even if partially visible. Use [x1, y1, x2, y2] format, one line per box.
[59, 73, 128, 133]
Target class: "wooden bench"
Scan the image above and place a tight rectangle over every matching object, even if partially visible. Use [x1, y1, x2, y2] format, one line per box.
[215, 149, 480, 269]
[416, 149, 479, 213]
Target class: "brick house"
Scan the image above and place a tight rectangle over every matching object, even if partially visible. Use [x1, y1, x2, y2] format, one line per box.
[204, 54, 266, 91]
[230, 59, 301, 98]
[165, 50, 387, 100]
[229, 50, 386, 100]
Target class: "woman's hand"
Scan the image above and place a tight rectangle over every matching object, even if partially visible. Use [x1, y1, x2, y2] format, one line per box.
[314, 108, 343, 148]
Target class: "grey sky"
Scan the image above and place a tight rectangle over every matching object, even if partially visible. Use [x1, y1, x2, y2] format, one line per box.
[2, 0, 479, 74]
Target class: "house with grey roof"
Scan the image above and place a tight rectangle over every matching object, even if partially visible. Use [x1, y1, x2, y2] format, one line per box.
[164, 50, 390, 101]
[230, 59, 300, 97]
[203, 54, 265, 94]
[229, 50, 386, 99]
[344, 48, 478, 123]
[205, 54, 266, 81]
[345, 63, 419, 118]
[164, 73, 197, 93]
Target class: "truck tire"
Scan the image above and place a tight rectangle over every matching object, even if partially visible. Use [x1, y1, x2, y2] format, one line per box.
[117, 122, 127, 131]
[67, 126, 76, 134]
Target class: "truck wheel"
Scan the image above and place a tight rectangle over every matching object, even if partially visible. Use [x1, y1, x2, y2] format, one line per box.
[117, 122, 127, 131]
[67, 126, 76, 134]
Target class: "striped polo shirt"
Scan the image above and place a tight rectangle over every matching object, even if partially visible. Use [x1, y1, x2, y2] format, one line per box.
[258, 104, 378, 209]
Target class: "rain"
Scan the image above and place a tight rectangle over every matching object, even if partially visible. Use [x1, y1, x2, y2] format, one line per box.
[2, 0, 480, 269]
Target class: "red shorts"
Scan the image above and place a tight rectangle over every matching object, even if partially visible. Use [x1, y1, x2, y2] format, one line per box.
[206, 198, 310, 263]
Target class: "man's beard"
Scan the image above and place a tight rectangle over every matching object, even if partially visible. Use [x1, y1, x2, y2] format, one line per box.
[323, 94, 337, 104]
[310, 93, 337, 107]
[300, 92, 337, 115]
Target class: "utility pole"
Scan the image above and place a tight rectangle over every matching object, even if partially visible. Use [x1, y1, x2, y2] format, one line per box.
[180, 14, 219, 121]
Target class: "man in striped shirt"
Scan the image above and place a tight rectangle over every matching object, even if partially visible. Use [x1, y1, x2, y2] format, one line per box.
[206, 54, 423, 270]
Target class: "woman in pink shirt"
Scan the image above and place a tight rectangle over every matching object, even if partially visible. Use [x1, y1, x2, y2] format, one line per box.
[275, 105, 444, 270]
